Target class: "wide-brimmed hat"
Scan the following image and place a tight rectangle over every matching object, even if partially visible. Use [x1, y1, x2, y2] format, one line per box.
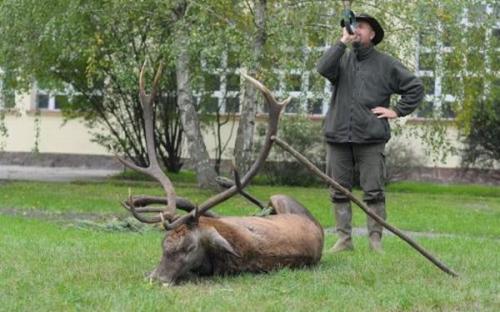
[340, 13, 384, 45]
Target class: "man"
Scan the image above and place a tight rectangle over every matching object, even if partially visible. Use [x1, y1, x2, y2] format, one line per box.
[316, 14, 424, 252]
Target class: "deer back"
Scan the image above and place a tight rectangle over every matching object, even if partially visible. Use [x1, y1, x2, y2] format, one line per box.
[200, 213, 324, 274]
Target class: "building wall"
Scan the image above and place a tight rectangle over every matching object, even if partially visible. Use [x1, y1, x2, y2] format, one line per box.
[1, 89, 468, 169]
[389, 119, 463, 168]
[2, 92, 108, 155]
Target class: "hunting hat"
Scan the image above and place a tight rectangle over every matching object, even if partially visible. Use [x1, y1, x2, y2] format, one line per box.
[340, 13, 384, 45]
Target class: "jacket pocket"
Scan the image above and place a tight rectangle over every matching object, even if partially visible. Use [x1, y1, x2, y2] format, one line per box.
[363, 113, 390, 141]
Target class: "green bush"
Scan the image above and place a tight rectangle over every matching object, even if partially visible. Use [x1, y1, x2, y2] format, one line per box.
[461, 101, 500, 168]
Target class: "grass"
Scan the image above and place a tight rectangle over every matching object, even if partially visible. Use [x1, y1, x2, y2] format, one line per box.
[386, 181, 500, 198]
[0, 180, 499, 311]
[1, 180, 498, 236]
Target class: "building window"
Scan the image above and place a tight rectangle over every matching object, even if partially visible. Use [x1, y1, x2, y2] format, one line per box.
[0, 91, 15, 110]
[492, 28, 500, 45]
[199, 96, 219, 114]
[35, 90, 69, 111]
[418, 52, 436, 71]
[286, 74, 302, 92]
[415, 3, 499, 119]
[307, 98, 323, 115]
[197, 46, 332, 116]
[226, 73, 240, 92]
[34, 80, 76, 111]
[416, 101, 434, 118]
[225, 97, 239, 113]
[0, 76, 16, 109]
[36, 93, 50, 109]
[441, 102, 455, 118]
[204, 74, 220, 91]
[421, 76, 435, 95]
[285, 98, 301, 114]
[197, 50, 242, 114]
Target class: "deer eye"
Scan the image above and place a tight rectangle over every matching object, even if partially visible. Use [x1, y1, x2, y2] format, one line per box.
[184, 244, 196, 253]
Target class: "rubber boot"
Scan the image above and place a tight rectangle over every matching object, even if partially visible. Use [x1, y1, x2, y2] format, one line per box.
[331, 201, 354, 253]
[367, 200, 386, 253]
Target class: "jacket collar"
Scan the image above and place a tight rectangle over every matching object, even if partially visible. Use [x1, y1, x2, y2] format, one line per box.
[352, 42, 375, 61]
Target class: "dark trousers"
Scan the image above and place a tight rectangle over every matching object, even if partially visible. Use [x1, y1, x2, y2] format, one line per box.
[326, 142, 387, 236]
[326, 142, 386, 203]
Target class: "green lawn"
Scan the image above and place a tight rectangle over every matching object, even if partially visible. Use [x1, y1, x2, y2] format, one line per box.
[0, 180, 499, 311]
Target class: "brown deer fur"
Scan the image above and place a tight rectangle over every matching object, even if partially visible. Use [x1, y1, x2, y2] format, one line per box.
[148, 195, 324, 285]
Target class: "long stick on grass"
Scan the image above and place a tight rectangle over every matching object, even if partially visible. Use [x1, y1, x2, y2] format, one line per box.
[271, 136, 459, 277]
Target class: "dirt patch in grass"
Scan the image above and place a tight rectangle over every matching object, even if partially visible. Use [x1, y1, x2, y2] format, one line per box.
[0, 207, 157, 232]
[0, 207, 112, 221]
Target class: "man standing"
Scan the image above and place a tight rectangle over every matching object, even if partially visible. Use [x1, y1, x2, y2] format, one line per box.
[317, 14, 424, 252]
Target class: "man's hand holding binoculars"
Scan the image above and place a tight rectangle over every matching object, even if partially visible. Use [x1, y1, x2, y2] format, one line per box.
[340, 27, 358, 44]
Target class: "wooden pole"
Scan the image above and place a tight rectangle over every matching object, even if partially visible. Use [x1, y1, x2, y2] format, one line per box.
[272, 136, 458, 277]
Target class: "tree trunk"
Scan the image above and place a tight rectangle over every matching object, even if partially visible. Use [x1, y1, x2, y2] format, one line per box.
[234, 0, 267, 175]
[175, 33, 218, 190]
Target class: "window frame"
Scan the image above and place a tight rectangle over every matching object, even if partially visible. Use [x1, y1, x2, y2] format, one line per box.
[415, 2, 500, 119]
[33, 82, 74, 112]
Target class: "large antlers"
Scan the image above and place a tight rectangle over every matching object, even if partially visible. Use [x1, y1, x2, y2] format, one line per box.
[117, 62, 177, 222]
[165, 74, 291, 229]
[119, 69, 289, 229]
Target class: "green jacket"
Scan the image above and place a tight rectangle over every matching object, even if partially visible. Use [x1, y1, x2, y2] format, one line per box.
[317, 41, 424, 144]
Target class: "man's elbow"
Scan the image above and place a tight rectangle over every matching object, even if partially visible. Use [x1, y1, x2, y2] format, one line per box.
[405, 78, 425, 102]
[316, 65, 335, 83]
[415, 81, 425, 102]
[316, 62, 328, 77]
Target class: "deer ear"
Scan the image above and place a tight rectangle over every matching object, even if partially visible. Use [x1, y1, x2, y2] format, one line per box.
[203, 228, 241, 258]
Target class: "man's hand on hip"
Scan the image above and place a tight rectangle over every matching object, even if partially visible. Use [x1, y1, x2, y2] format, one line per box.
[371, 107, 398, 119]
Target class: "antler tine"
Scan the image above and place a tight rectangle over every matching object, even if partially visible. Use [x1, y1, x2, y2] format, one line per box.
[241, 74, 274, 104]
[232, 163, 243, 191]
[193, 204, 200, 223]
[121, 196, 217, 219]
[116, 155, 149, 175]
[139, 62, 177, 218]
[230, 74, 290, 188]
[117, 62, 177, 224]
[128, 195, 190, 209]
[166, 74, 287, 229]
[232, 163, 266, 210]
[241, 74, 292, 114]
[215, 176, 266, 210]
[121, 201, 161, 224]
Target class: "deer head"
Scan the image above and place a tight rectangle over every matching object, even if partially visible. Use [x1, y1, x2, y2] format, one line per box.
[147, 221, 241, 285]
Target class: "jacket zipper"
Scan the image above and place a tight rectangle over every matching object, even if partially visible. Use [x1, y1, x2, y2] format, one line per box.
[348, 108, 352, 142]
[349, 62, 359, 143]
